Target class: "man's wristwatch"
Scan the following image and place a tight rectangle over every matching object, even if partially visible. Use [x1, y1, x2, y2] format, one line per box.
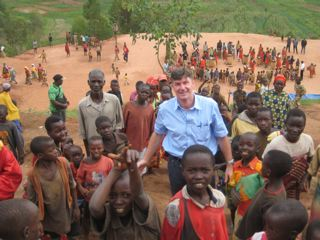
[227, 159, 234, 164]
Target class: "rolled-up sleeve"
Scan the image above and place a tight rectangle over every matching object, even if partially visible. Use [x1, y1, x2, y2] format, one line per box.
[154, 106, 167, 135]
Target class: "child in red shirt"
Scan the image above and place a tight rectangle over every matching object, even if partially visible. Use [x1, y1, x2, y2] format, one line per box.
[76, 136, 113, 239]
[161, 145, 228, 240]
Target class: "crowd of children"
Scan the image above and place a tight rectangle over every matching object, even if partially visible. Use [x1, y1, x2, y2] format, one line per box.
[0, 36, 320, 240]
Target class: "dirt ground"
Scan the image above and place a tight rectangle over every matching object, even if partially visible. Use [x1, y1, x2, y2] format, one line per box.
[4, 33, 320, 234]
[3, 33, 320, 111]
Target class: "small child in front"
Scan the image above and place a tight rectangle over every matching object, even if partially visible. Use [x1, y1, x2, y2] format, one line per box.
[249, 199, 308, 240]
[236, 150, 292, 239]
[89, 149, 161, 239]
[161, 145, 228, 240]
[229, 132, 264, 233]
[0, 199, 41, 240]
[77, 136, 114, 200]
[95, 116, 128, 156]
[76, 136, 114, 238]
[263, 108, 314, 199]
[27, 136, 80, 240]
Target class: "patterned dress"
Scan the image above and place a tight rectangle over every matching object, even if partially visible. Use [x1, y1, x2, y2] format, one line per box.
[262, 89, 291, 129]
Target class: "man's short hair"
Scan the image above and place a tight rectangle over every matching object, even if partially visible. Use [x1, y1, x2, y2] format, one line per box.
[88, 69, 104, 80]
[171, 67, 193, 81]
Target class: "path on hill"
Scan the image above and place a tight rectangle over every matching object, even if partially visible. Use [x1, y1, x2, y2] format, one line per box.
[2, 33, 320, 111]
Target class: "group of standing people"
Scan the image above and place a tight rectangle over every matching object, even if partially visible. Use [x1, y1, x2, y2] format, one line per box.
[0, 31, 320, 240]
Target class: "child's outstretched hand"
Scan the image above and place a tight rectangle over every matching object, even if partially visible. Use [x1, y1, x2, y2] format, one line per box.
[108, 145, 132, 170]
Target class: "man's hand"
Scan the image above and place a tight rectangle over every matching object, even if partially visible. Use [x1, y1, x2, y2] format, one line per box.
[225, 163, 233, 182]
[137, 159, 148, 172]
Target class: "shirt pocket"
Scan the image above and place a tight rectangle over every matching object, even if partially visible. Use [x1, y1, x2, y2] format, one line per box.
[191, 121, 211, 143]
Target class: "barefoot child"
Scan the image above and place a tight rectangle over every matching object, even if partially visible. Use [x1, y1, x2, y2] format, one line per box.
[249, 199, 308, 240]
[229, 132, 264, 232]
[161, 145, 228, 240]
[0, 199, 41, 240]
[263, 108, 314, 199]
[95, 116, 128, 156]
[231, 92, 262, 138]
[76, 136, 114, 239]
[236, 150, 292, 239]
[89, 149, 161, 239]
[27, 136, 80, 239]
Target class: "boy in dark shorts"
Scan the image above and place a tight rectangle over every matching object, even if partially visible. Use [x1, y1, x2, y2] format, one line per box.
[249, 199, 308, 240]
[95, 116, 128, 156]
[89, 149, 161, 239]
[236, 150, 292, 239]
[0, 199, 42, 240]
[27, 136, 80, 240]
[161, 145, 228, 240]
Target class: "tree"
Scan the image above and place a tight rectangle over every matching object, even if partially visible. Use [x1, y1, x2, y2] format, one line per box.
[79, 0, 112, 39]
[112, 0, 200, 71]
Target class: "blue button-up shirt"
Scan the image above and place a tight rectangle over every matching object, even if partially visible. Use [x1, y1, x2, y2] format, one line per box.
[155, 94, 228, 158]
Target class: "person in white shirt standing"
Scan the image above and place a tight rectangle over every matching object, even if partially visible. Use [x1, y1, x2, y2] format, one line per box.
[300, 61, 305, 80]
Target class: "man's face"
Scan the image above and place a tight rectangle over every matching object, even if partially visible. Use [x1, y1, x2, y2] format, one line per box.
[88, 74, 105, 93]
[55, 79, 63, 86]
[171, 76, 194, 101]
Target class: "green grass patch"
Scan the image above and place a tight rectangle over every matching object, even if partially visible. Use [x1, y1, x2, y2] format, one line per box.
[301, 99, 320, 106]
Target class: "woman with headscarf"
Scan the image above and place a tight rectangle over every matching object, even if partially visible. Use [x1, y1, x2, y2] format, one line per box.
[262, 74, 291, 130]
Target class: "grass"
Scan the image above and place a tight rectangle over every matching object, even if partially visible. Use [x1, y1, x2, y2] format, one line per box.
[2, 0, 320, 54]
[301, 99, 320, 106]
[21, 108, 78, 120]
[194, 0, 320, 38]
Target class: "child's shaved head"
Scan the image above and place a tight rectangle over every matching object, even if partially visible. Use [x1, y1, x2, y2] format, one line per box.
[0, 199, 41, 240]
[265, 199, 308, 240]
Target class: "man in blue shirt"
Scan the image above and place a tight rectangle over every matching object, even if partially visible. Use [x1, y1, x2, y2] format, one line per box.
[138, 67, 233, 195]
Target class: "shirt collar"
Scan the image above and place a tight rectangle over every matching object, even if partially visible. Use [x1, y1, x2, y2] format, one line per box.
[182, 185, 217, 209]
[238, 157, 259, 170]
[174, 94, 202, 110]
[86, 92, 109, 107]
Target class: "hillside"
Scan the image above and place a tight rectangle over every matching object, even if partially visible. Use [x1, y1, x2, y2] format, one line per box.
[2, 0, 320, 48]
